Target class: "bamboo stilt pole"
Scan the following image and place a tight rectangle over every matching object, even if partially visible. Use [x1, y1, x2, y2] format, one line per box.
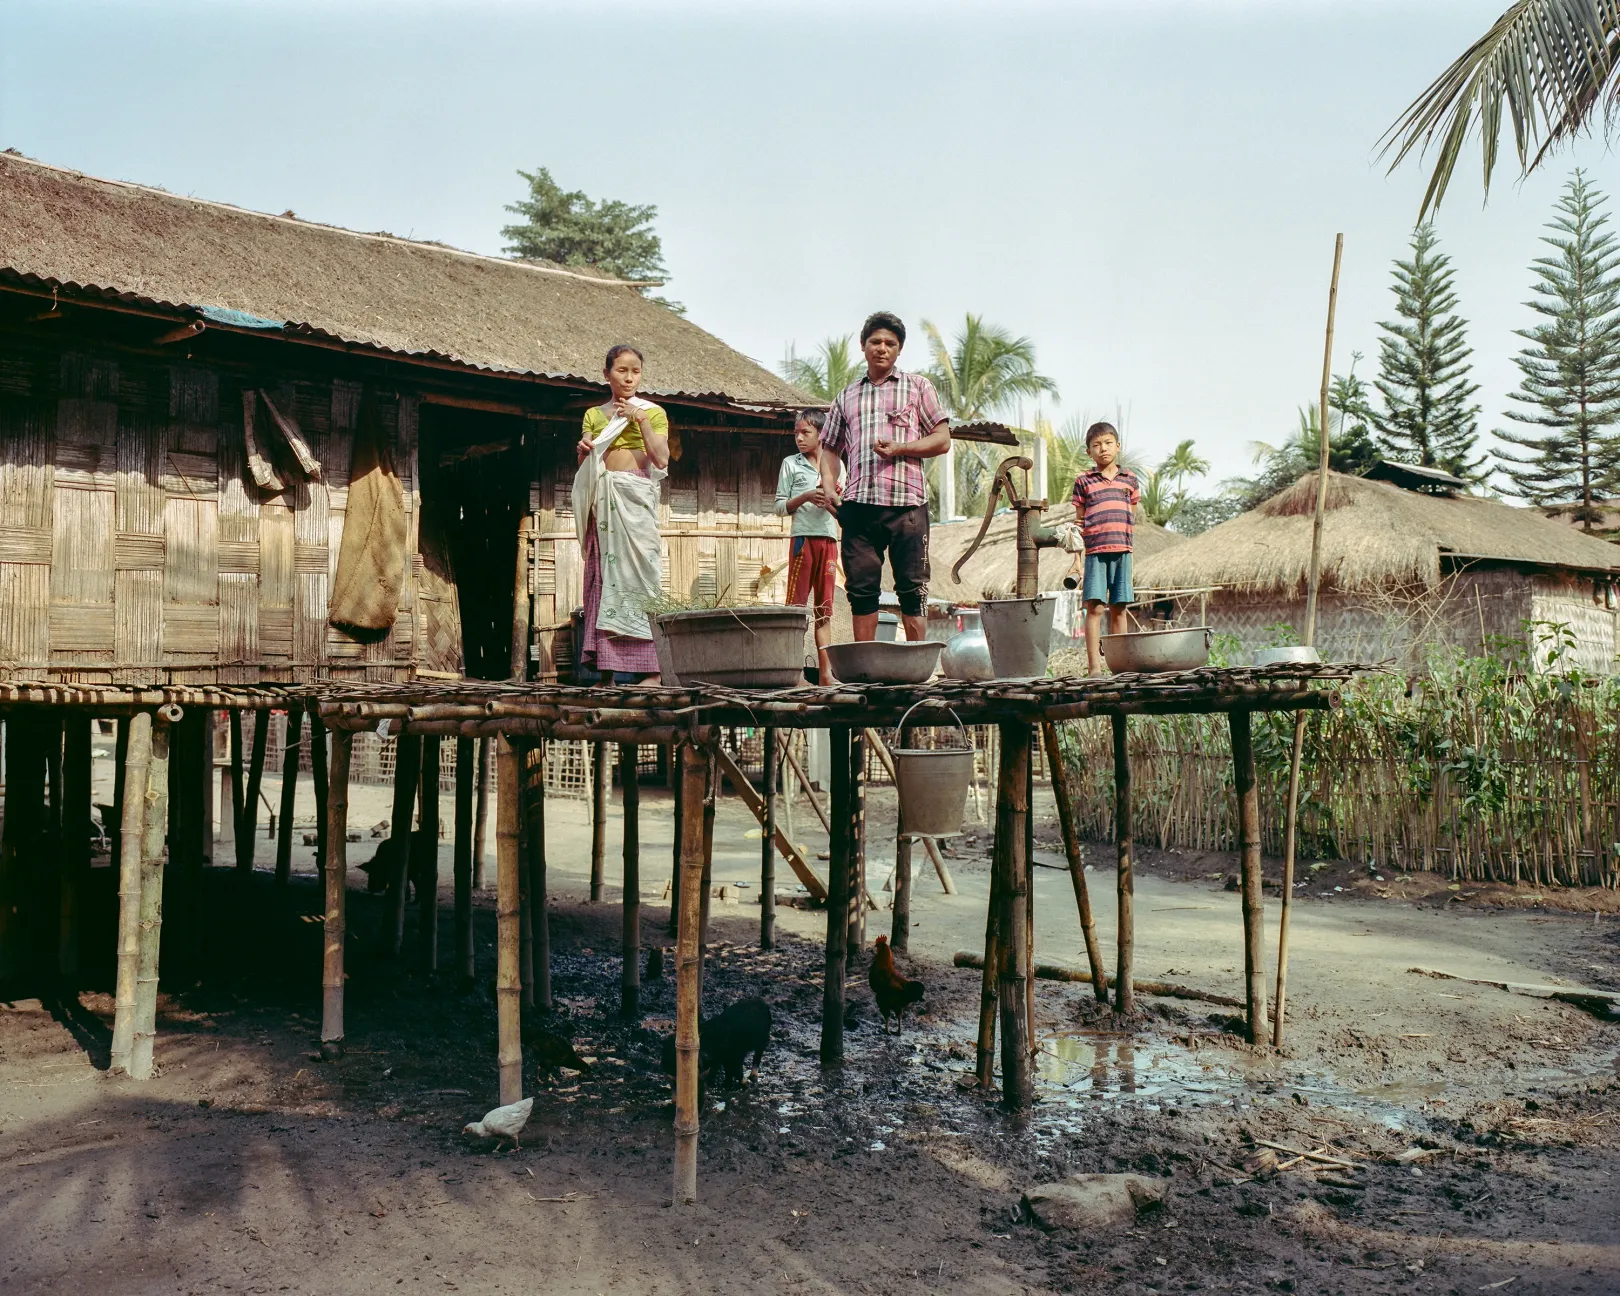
[512, 515, 533, 682]
[1024, 752, 1036, 1060]
[227, 711, 245, 871]
[975, 858, 1002, 1088]
[891, 836, 913, 953]
[495, 737, 523, 1105]
[996, 720, 1033, 1110]
[1042, 720, 1108, 1001]
[668, 742, 682, 935]
[820, 727, 851, 1066]
[128, 720, 170, 1081]
[672, 742, 708, 1206]
[110, 711, 153, 1075]
[1277, 232, 1341, 1049]
[321, 731, 352, 1055]
[473, 737, 490, 891]
[590, 741, 609, 902]
[417, 734, 442, 971]
[846, 730, 866, 960]
[922, 834, 958, 895]
[240, 710, 268, 870]
[620, 742, 640, 1018]
[454, 737, 475, 987]
[699, 751, 715, 999]
[59, 716, 92, 983]
[382, 732, 420, 956]
[274, 709, 302, 887]
[309, 711, 329, 882]
[42, 715, 62, 976]
[519, 745, 534, 1007]
[1113, 715, 1135, 1015]
[528, 742, 551, 1012]
[1229, 709, 1269, 1045]
[761, 727, 777, 950]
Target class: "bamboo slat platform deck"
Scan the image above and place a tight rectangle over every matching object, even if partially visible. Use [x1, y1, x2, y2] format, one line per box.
[0, 663, 1358, 1206]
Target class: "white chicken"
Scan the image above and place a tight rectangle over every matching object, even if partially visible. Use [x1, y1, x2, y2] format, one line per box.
[462, 1097, 533, 1151]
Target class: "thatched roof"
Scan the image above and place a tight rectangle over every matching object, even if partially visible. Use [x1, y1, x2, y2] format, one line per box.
[931, 502, 1184, 600]
[1134, 471, 1620, 595]
[0, 152, 804, 404]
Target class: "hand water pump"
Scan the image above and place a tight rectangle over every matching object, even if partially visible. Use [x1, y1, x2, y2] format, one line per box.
[950, 455, 1068, 599]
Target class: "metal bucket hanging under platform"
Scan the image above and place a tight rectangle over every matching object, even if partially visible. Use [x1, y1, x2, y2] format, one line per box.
[891, 702, 973, 838]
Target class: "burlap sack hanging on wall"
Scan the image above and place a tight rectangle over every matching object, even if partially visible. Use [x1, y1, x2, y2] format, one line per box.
[330, 390, 406, 635]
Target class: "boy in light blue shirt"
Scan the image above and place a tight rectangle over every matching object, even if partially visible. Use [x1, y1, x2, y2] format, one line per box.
[776, 411, 840, 683]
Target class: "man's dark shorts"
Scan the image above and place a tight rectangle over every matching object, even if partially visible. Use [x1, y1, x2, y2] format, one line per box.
[839, 501, 929, 618]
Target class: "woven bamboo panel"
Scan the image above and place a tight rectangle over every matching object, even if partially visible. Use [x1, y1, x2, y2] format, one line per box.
[0, 392, 53, 669]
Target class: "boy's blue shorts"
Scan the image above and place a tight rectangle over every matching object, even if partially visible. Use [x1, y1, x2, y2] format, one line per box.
[1082, 551, 1133, 605]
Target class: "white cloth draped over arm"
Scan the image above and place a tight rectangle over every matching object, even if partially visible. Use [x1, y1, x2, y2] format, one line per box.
[570, 398, 667, 639]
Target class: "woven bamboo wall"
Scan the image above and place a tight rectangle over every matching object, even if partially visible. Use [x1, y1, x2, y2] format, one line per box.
[529, 425, 794, 680]
[0, 347, 434, 684]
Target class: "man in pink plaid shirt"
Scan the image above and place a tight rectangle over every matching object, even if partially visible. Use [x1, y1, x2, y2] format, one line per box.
[816, 311, 952, 642]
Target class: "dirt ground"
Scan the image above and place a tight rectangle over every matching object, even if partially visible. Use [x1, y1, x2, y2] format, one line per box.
[3, 767, 1620, 1295]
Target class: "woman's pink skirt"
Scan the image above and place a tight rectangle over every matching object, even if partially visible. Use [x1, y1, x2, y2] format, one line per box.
[580, 521, 659, 676]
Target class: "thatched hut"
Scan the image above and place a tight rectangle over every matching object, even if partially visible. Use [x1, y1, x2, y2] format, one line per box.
[1134, 466, 1620, 672]
[0, 151, 807, 687]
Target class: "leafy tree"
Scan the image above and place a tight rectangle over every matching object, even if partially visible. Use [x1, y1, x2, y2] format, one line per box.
[501, 167, 680, 310]
[778, 336, 863, 401]
[1371, 225, 1483, 478]
[1382, 0, 1620, 219]
[1139, 439, 1211, 527]
[1495, 171, 1620, 527]
[921, 315, 1060, 518]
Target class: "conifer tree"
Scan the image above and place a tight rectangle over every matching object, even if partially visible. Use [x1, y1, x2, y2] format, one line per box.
[1496, 171, 1620, 529]
[1371, 225, 1483, 477]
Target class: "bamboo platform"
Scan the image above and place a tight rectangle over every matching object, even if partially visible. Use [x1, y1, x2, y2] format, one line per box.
[0, 663, 1356, 1203]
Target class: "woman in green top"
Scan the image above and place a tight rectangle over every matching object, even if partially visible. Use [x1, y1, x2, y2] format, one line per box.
[572, 344, 670, 677]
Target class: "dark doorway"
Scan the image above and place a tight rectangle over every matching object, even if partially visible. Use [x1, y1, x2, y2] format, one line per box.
[419, 403, 530, 681]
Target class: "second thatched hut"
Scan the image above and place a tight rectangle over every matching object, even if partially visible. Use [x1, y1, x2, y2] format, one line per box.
[1133, 464, 1620, 673]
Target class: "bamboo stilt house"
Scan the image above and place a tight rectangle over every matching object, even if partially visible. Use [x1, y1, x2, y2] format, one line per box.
[0, 152, 808, 686]
[1134, 465, 1620, 673]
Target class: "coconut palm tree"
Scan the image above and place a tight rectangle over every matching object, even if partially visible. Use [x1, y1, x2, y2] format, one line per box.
[778, 336, 863, 402]
[922, 315, 1059, 517]
[1383, 1, 1620, 218]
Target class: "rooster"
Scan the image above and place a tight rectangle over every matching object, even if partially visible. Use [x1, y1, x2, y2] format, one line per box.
[868, 936, 925, 1035]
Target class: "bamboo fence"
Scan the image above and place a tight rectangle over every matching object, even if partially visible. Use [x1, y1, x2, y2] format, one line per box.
[1055, 668, 1620, 888]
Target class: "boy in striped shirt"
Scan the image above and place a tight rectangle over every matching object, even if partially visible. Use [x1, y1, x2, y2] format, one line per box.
[1071, 422, 1140, 675]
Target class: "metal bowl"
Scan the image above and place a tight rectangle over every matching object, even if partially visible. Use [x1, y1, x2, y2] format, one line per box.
[825, 639, 944, 685]
[1100, 626, 1212, 673]
[1251, 645, 1321, 668]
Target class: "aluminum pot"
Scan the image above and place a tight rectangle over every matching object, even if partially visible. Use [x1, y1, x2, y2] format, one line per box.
[824, 639, 943, 685]
[1099, 625, 1213, 673]
[1251, 645, 1321, 668]
[891, 702, 972, 837]
[980, 596, 1057, 679]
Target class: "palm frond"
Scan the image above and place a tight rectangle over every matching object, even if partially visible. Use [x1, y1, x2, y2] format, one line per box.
[1380, 0, 1620, 219]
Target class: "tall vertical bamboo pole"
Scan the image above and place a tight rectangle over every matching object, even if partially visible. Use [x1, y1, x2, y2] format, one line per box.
[110, 711, 153, 1075]
[199, 709, 215, 867]
[227, 711, 244, 869]
[309, 710, 329, 882]
[454, 737, 475, 987]
[495, 737, 523, 1106]
[672, 743, 708, 1206]
[996, 721, 1033, 1110]
[472, 738, 490, 891]
[512, 515, 533, 682]
[42, 715, 62, 976]
[620, 742, 641, 1018]
[274, 709, 302, 887]
[761, 727, 777, 950]
[1042, 720, 1108, 1000]
[1276, 232, 1342, 1049]
[528, 742, 552, 1011]
[1024, 753, 1035, 1057]
[241, 711, 268, 865]
[127, 719, 170, 1081]
[382, 732, 420, 956]
[321, 730, 352, 1056]
[590, 741, 609, 902]
[698, 751, 715, 999]
[417, 734, 442, 971]
[59, 716, 92, 983]
[820, 727, 851, 1066]
[1229, 709, 1269, 1045]
[668, 743, 683, 935]
[848, 731, 867, 958]
[518, 745, 534, 1007]
[891, 835, 913, 953]
[1112, 714, 1135, 1015]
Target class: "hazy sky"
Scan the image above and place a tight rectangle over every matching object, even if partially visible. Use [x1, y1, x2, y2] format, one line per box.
[2, 0, 1613, 493]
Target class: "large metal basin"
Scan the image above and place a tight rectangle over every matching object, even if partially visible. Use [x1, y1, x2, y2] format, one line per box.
[1100, 626, 1212, 673]
[654, 606, 809, 688]
[825, 639, 943, 685]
